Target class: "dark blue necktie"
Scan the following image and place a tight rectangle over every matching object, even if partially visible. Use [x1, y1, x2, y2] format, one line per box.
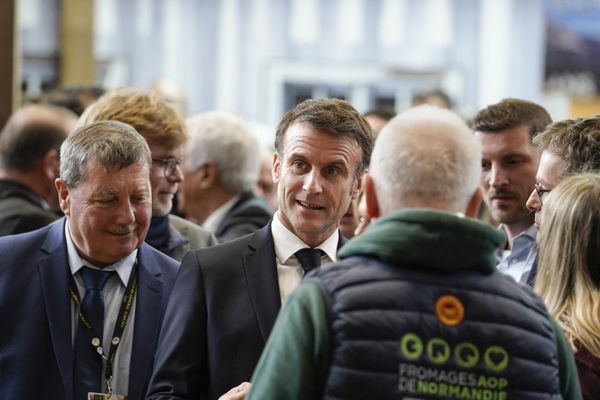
[74, 267, 114, 400]
[295, 248, 323, 274]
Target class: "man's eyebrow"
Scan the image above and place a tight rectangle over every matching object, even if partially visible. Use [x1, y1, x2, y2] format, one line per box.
[501, 152, 529, 158]
[326, 160, 348, 169]
[92, 187, 118, 196]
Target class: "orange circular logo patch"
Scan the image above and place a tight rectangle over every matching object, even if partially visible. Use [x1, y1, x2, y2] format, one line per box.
[435, 295, 464, 326]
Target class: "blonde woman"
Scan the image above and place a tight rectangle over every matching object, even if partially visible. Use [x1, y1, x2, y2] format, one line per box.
[535, 173, 600, 399]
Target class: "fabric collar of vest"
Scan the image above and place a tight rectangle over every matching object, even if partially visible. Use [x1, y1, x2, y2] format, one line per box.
[338, 209, 506, 274]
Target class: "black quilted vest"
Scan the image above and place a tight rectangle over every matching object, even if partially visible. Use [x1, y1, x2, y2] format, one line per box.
[310, 256, 562, 400]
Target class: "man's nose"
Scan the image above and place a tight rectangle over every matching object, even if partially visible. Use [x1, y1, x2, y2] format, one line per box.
[115, 198, 136, 225]
[526, 188, 541, 212]
[166, 164, 184, 183]
[303, 170, 323, 195]
[488, 164, 509, 188]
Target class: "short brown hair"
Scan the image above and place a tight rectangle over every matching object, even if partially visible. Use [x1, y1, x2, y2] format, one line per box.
[533, 115, 600, 175]
[473, 98, 552, 139]
[81, 87, 188, 149]
[274, 98, 374, 177]
[0, 104, 74, 171]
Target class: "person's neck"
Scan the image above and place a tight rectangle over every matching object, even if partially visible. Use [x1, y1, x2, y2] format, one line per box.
[503, 218, 534, 249]
[188, 186, 237, 224]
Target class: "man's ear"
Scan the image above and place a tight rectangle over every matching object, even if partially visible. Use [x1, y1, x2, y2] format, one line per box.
[196, 162, 218, 189]
[271, 152, 280, 183]
[55, 178, 71, 216]
[364, 174, 380, 219]
[41, 149, 59, 180]
[465, 186, 483, 218]
[350, 172, 364, 200]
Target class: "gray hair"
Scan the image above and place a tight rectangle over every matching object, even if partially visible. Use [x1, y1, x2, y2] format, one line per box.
[60, 120, 152, 188]
[185, 111, 260, 193]
[369, 105, 481, 214]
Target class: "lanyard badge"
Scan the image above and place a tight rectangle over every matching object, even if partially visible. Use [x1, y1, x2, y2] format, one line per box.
[70, 264, 138, 400]
[86, 393, 128, 400]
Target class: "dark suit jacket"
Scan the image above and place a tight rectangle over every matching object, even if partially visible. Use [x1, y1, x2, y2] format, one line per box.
[0, 178, 59, 236]
[0, 219, 179, 400]
[214, 191, 273, 243]
[147, 222, 345, 400]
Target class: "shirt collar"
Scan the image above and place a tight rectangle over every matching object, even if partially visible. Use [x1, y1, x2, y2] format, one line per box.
[271, 210, 339, 264]
[500, 223, 537, 243]
[517, 224, 538, 241]
[65, 220, 137, 286]
[203, 194, 241, 233]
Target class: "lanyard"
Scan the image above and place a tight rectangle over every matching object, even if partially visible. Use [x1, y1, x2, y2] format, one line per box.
[69, 263, 138, 395]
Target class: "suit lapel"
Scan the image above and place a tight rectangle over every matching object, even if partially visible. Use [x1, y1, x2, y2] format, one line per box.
[337, 231, 348, 250]
[128, 245, 164, 400]
[37, 219, 74, 400]
[242, 223, 280, 341]
[241, 226, 347, 341]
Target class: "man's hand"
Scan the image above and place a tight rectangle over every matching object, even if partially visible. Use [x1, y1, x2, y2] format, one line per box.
[218, 381, 251, 400]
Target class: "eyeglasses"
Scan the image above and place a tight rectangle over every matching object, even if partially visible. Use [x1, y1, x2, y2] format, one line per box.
[152, 157, 182, 177]
[534, 183, 551, 207]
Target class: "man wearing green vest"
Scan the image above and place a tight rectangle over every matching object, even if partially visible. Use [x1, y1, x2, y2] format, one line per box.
[246, 105, 582, 400]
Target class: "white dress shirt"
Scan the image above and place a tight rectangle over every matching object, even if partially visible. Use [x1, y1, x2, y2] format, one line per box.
[66, 222, 137, 397]
[496, 224, 537, 284]
[271, 211, 339, 303]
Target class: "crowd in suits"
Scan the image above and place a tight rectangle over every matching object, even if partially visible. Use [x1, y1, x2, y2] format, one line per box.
[0, 88, 598, 400]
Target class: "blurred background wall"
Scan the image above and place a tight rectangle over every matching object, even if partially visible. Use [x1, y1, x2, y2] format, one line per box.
[8, 0, 600, 141]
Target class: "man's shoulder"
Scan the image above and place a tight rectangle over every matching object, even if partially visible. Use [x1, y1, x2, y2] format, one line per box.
[169, 214, 217, 246]
[312, 254, 540, 297]
[0, 222, 61, 276]
[169, 214, 208, 233]
[0, 196, 58, 229]
[216, 194, 273, 242]
[139, 242, 180, 277]
[227, 192, 273, 221]
[187, 226, 271, 269]
[196, 228, 264, 256]
[0, 220, 58, 246]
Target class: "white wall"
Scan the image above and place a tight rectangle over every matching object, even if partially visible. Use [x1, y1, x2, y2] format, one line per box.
[20, 0, 547, 125]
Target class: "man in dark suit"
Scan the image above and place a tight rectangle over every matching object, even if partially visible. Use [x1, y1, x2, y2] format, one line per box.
[0, 104, 76, 236]
[0, 120, 179, 400]
[178, 111, 273, 243]
[146, 98, 374, 400]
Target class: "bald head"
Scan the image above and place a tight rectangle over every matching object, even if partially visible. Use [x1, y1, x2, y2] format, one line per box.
[369, 105, 481, 215]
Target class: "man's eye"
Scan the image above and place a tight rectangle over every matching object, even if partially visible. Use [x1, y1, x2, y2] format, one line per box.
[326, 166, 340, 176]
[292, 161, 305, 169]
[96, 198, 115, 204]
[481, 161, 490, 170]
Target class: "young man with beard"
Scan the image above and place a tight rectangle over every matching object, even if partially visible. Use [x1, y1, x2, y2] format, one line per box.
[474, 98, 551, 285]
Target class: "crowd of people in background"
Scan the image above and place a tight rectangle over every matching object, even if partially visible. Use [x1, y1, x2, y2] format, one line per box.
[0, 82, 598, 400]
